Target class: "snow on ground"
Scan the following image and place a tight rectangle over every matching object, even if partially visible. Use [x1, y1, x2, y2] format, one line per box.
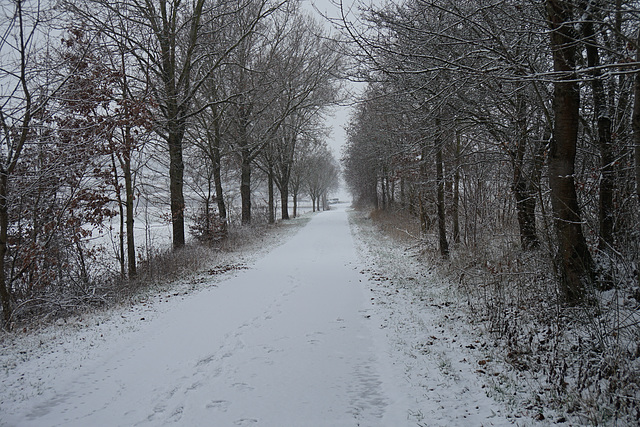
[1, 205, 529, 426]
[348, 211, 550, 426]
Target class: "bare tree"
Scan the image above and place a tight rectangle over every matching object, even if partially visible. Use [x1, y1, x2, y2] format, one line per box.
[225, 1, 322, 225]
[266, 13, 342, 220]
[546, 0, 594, 303]
[224, 1, 284, 225]
[0, 0, 55, 328]
[305, 144, 339, 212]
[66, 0, 279, 246]
[290, 133, 325, 217]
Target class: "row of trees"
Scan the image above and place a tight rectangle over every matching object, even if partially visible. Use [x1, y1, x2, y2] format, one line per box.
[0, 0, 341, 328]
[341, 0, 640, 305]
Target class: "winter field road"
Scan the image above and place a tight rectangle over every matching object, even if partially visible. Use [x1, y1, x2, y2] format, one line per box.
[1, 205, 512, 427]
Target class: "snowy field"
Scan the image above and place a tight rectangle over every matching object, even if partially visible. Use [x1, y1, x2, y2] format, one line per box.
[96, 194, 318, 272]
[1, 204, 538, 426]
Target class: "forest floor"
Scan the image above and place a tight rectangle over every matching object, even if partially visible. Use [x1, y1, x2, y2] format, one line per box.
[0, 204, 577, 426]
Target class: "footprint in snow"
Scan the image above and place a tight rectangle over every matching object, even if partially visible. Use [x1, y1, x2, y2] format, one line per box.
[187, 380, 201, 391]
[206, 400, 230, 412]
[167, 405, 184, 422]
[232, 382, 255, 391]
[234, 418, 258, 426]
[195, 354, 216, 367]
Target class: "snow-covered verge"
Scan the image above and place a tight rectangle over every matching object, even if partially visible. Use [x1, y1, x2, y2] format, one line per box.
[350, 208, 640, 426]
[349, 210, 545, 426]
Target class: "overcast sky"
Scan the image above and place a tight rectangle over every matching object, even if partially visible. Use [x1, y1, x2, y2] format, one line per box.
[301, 0, 362, 161]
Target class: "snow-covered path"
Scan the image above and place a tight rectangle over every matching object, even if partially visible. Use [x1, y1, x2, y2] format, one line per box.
[3, 206, 404, 426]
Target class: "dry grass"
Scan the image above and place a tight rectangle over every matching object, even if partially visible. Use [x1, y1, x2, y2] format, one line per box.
[368, 208, 423, 243]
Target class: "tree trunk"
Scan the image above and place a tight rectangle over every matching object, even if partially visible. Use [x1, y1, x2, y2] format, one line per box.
[597, 117, 614, 250]
[213, 158, 226, 221]
[276, 143, 292, 220]
[380, 175, 387, 210]
[419, 141, 429, 235]
[435, 138, 449, 258]
[241, 147, 252, 225]
[634, 27, 640, 203]
[513, 155, 540, 251]
[292, 193, 297, 218]
[452, 129, 461, 244]
[76, 240, 89, 285]
[547, 0, 594, 304]
[168, 130, 186, 249]
[389, 176, 395, 206]
[369, 180, 378, 208]
[0, 173, 12, 329]
[211, 112, 227, 222]
[268, 164, 275, 224]
[512, 92, 541, 250]
[280, 186, 290, 220]
[123, 151, 136, 278]
[513, 186, 539, 249]
[274, 162, 290, 220]
[112, 155, 126, 278]
[584, 13, 614, 252]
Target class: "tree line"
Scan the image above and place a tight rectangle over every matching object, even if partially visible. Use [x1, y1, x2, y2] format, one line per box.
[342, 0, 639, 306]
[0, 0, 341, 329]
